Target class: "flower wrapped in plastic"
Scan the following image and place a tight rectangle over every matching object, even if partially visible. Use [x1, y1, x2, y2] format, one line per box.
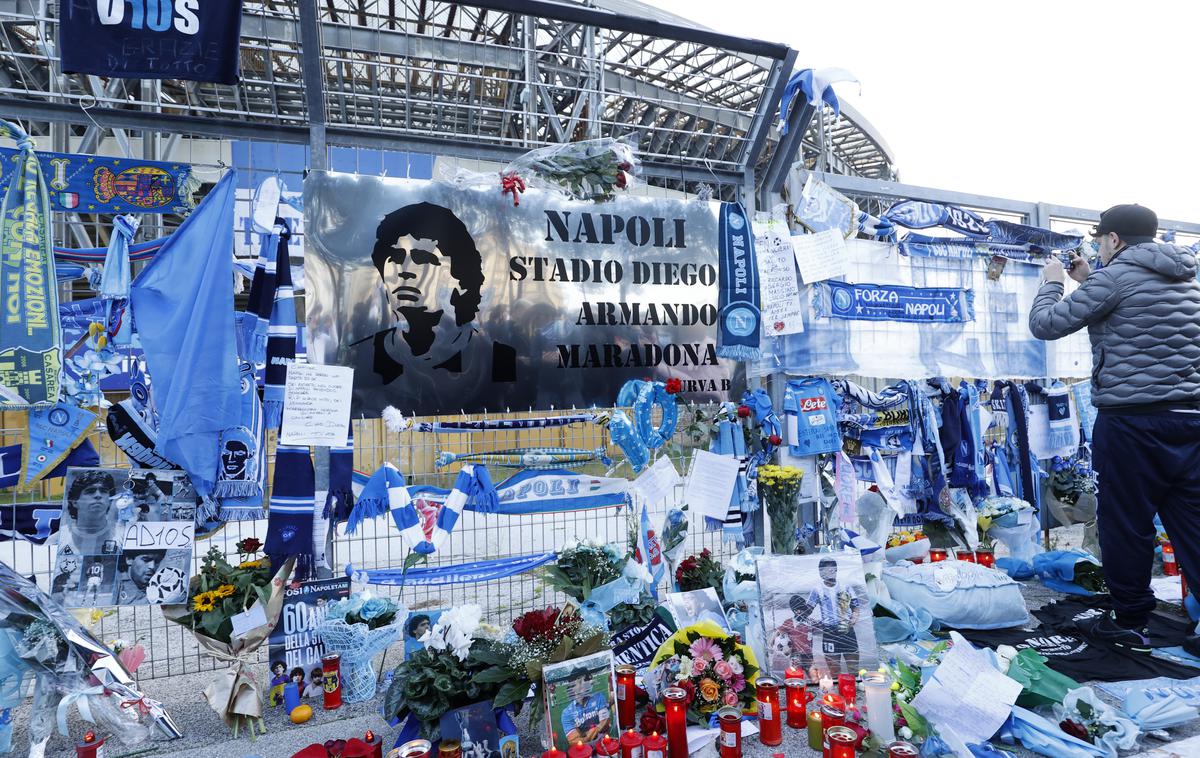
[445, 137, 640, 204]
[315, 592, 404, 703]
[0, 561, 181, 757]
[756, 465, 804, 554]
[162, 547, 294, 738]
[647, 621, 759, 725]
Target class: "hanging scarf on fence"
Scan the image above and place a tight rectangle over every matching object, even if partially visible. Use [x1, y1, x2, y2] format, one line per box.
[1005, 382, 1040, 512]
[325, 424, 355, 522]
[716, 202, 761, 361]
[347, 552, 557, 587]
[266, 445, 315, 581]
[215, 361, 266, 520]
[898, 234, 1037, 263]
[98, 215, 138, 339]
[0, 146, 198, 215]
[1045, 383, 1077, 452]
[708, 410, 751, 545]
[816, 281, 975, 323]
[883, 200, 990, 236]
[0, 121, 60, 407]
[344, 462, 405, 535]
[985, 220, 1082, 251]
[381, 408, 598, 433]
[242, 219, 298, 426]
[55, 235, 168, 264]
[240, 220, 282, 367]
[435, 447, 610, 470]
[20, 402, 96, 485]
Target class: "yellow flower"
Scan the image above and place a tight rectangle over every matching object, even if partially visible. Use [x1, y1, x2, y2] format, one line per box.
[699, 678, 721, 702]
[192, 593, 216, 613]
[239, 559, 264, 569]
[213, 584, 236, 598]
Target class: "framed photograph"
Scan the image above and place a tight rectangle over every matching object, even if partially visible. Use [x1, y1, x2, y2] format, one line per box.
[53, 468, 196, 607]
[403, 608, 446, 659]
[665, 588, 729, 631]
[756, 552, 877, 680]
[542, 650, 617, 752]
[439, 700, 503, 758]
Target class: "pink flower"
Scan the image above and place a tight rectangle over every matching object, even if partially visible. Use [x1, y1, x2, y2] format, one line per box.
[693, 658, 708, 675]
[723, 691, 739, 707]
[729, 674, 746, 693]
[689, 638, 723, 662]
[713, 661, 734, 680]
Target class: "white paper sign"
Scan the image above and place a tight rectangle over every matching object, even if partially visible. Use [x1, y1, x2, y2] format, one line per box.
[121, 521, 194, 550]
[683, 450, 742, 521]
[753, 222, 805, 336]
[910, 638, 1022, 746]
[280, 363, 354, 446]
[792, 228, 849, 284]
[230, 604, 269, 641]
[633, 456, 681, 508]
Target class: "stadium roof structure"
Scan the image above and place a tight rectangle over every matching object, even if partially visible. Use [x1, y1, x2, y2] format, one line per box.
[0, 0, 896, 200]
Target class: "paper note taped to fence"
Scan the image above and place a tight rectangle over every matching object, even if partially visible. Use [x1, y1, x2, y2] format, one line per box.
[792, 229, 849, 284]
[280, 364, 354, 446]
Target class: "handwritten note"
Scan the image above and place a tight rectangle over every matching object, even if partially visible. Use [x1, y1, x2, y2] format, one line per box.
[683, 450, 742, 521]
[230, 604, 269, 641]
[792, 229, 849, 284]
[121, 521, 194, 550]
[910, 638, 1022, 746]
[633, 456, 682, 509]
[754, 222, 805, 336]
[280, 363, 354, 446]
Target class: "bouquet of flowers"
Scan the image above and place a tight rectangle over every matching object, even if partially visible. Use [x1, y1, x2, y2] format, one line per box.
[162, 539, 293, 737]
[508, 137, 639, 202]
[384, 605, 509, 742]
[473, 605, 610, 725]
[1054, 686, 1139, 755]
[543, 539, 656, 629]
[647, 621, 759, 725]
[756, 465, 804, 554]
[1049, 456, 1096, 505]
[316, 592, 405, 703]
[675, 549, 725, 600]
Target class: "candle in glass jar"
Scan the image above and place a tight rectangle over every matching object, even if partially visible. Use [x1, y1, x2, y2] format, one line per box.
[806, 709, 823, 751]
[837, 673, 856, 706]
[820, 703, 846, 758]
[662, 687, 689, 758]
[784, 677, 807, 728]
[929, 548, 948, 562]
[717, 706, 742, 758]
[619, 729, 643, 758]
[540, 749, 566, 758]
[887, 741, 920, 758]
[784, 664, 804, 681]
[818, 675, 834, 695]
[863, 673, 895, 744]
[569, 742, 594, 758]
[755, 676, 782, 746]
[825, 726, 857, 758]
[615, 666, 637, 731]
[596, 736, 621, 757]
[976, 549, 996, 568]
[643, 733, 667, 758]
[956, 549, 976, 563]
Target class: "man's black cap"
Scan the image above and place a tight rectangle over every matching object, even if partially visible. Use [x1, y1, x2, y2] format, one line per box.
[1092, 204, 1158, 245]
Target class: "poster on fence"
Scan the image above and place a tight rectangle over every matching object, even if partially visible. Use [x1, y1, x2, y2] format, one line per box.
[305, 172, 737, 414]
[51, 468, 195, 607]
[267, 577, 351, 704]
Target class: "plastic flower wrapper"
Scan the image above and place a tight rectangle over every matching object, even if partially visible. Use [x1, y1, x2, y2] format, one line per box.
[162, 553, 294, 738]
[316, 591, 405, 703]
[647, 621, 759, 725]
[0, 561, 180, 757]
[1050, 686, 1139, 758]
[544, 539, 655, 630]
[756, 465, 804, 554]
[1122, 687, 1199, 731]
[445, 137, 640, 203]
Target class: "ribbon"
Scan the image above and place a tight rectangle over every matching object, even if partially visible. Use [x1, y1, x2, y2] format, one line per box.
[500, 172, 526, 206]
[435, 446, 610, 469]
[56, 685, 105, 736]
[348, 551, 557, 586]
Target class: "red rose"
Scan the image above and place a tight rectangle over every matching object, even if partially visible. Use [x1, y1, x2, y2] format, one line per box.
[236, 537, 263, 554]
[513, 607, 566, 643]
[677, 679, 696, 706]
[1060, 720, 1092, 743]
[700, 548, 711, 558]
[639, 706, 665, 735]
[736, 405, 751, 418]
[664, 378, 683, 395]
[616, 172, 628, 189]
[768, 434, 783, 446]
[618, 161, 633, 172]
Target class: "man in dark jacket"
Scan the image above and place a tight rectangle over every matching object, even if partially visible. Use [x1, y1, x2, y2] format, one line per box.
[1030, 204, 1200, 654]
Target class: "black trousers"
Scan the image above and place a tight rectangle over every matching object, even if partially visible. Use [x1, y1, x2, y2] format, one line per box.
[1093, 410, 1200, 628]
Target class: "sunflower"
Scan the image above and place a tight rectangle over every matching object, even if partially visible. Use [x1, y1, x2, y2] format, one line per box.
[192, 592, 216, 613]
[239, 559, 264, 569]
[213, 584, 236, 598]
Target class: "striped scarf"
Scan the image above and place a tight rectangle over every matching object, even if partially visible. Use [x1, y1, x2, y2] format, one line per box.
[265, 444, 314, 581]
[215, 361, 266, 520]
[242, 218, 297, 428]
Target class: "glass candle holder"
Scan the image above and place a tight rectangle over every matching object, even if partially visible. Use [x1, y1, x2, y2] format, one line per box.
[806, 708, 823, 751]
[755, 676, 782, 746]
[862, 672, 896, 744]
[717, 706, 742, 758]
[956, 549, 976, 563]
[887, 741, 920, 758]
[615, 666, 637, 731]
[825, 726, 857, 758]
[596, 736, 621, 757]
[619, 729, 643, 758]
[837, 673, 856, 706]
[929, 548, 948, 562]
[662, 687, 689, 758]
[643, 733, 666, 758]
[785, 677, 807, 728]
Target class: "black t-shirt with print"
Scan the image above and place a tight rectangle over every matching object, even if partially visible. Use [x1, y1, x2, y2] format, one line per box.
[957, 627, 1200, 682]
[1031, 595, 1192, 648]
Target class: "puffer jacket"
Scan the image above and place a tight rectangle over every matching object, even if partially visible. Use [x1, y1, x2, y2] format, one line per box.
[1028, 242, 1200, 408]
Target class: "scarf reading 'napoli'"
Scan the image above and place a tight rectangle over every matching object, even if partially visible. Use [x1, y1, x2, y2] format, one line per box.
[716, 201, 761, 361]
[266, 445, 315, 581]
[0, 120, 60, 406]
[243, 219, 297, 428]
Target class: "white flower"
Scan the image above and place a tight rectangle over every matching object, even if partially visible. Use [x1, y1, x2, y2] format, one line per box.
[728, 655, 743, 675]
[426, 605, 482, 661]
[678, 656, 694, 677]
[899, 727, 913, 740]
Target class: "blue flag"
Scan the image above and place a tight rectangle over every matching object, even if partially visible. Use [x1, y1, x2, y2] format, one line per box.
[130, 172, 240, 497]
[637, 503, 666, 599]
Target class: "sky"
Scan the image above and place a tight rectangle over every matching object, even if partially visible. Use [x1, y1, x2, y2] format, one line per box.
[647, 0, 1200, 223]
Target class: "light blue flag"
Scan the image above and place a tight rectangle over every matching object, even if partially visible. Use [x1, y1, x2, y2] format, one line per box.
[130, 172, 240, 497]
[637, 503, 666, 599]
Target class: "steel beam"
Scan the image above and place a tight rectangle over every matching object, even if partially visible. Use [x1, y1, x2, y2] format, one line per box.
[742, 48, 794, 172]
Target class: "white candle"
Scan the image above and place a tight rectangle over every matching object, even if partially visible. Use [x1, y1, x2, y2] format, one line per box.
[863, 672, 896, 744]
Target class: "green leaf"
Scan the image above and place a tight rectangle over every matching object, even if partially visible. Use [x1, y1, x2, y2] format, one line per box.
[899, 702, 930, 739]
[471, 667, 514, 685]
[494, 681, 530, 709]
[403, 552, 429, 571]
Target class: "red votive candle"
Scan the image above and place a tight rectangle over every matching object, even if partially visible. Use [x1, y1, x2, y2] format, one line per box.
[837, 673, 856, 706]
[717, 706, 741, 758]
[643, 732, 667, 758]
[976, 548, 996, 568]
[662, 686, 689, 758]
[540, 750, 566, 758]
[755, 676, 782, 746]
[784, 664, 804, 681]
[929, 548, 948, 562]
[596, 736, 621, 757]
[820, 702, 846, 758]
[825, 726, 857, 758]
[616, 665, 637, 731]
[364, 730, 384, 758]
[888, 741, 920, 758]
[956, 549, 976, 563]
[569, 741, 594, 758]
[619, 729, 644, 758]
[784, 677, 807, 728]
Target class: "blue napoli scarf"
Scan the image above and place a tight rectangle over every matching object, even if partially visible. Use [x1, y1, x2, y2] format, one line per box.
[985, 220, 1082, 251]
[899, 234, 1036, 262]
[716, 201, 761, 360]
[816, 281, 975, 323]
[20, 403, 96, 485]
[215, 361, 266, 520]
[347, 551, 557, 587]
[707, 409, 751, 546]
[383, 409, 597, 433]
[884, 200, 990, 236]
[0, 121, 60, 407]
[325, 424, 355, 522]
[266, 445, 315, 581]
[249, 219, 297, 428]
